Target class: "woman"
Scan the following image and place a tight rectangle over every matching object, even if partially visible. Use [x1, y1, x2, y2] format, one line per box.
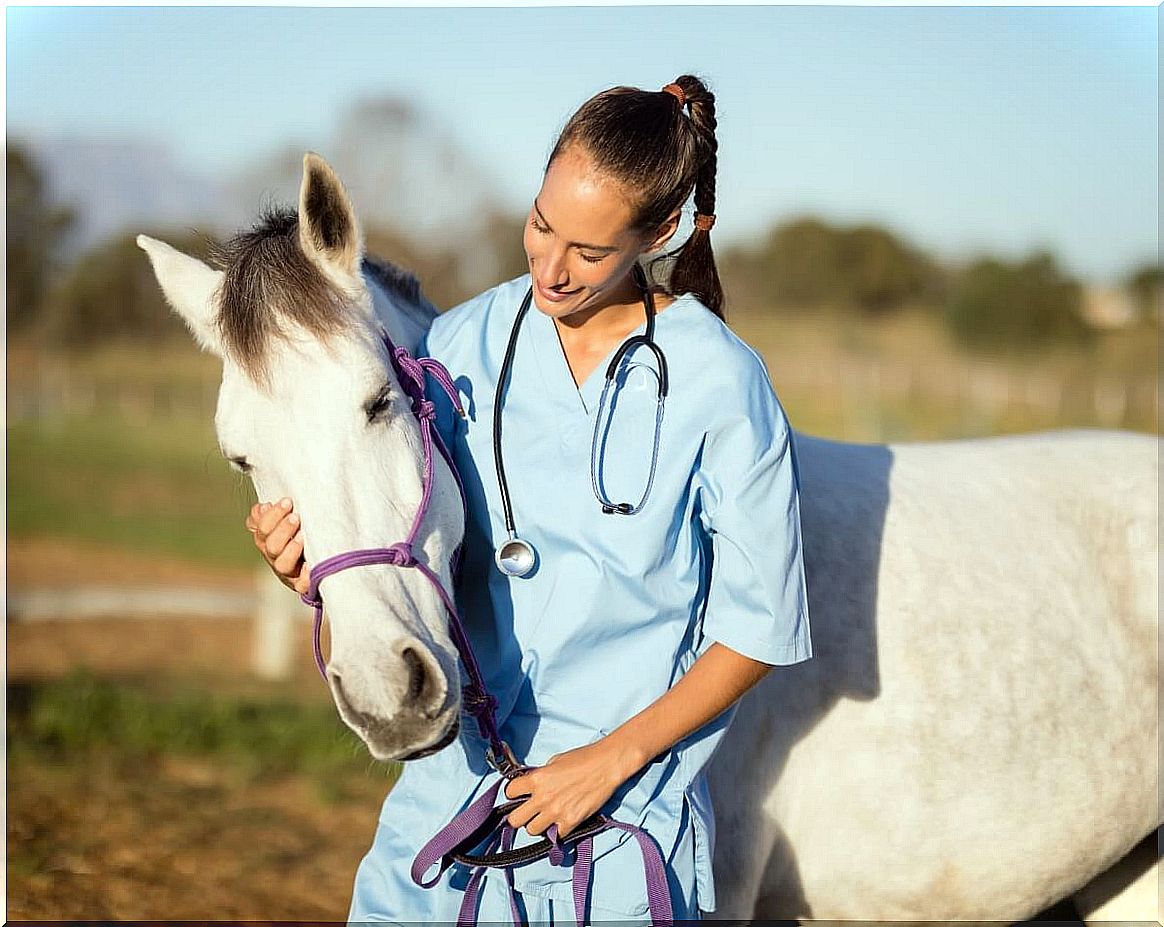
[247, 75, 813, 924]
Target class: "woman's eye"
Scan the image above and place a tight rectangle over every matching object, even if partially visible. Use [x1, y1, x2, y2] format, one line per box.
[228, 456, 252, 474]
[580, 253, 604, 264]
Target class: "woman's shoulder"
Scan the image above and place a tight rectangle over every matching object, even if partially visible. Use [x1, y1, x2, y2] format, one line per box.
[666, 291, 792, 440]
[666, 290, 773, 384]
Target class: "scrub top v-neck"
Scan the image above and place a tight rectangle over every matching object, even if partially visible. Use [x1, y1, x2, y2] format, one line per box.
[348, 272, 813, 921]
[532, 303, 654, 418]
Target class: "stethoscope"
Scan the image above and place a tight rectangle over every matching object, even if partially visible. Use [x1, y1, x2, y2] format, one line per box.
[493, 263, 669, 577]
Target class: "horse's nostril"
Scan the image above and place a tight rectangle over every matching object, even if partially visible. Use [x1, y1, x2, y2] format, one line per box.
[401, 646, 427, 704]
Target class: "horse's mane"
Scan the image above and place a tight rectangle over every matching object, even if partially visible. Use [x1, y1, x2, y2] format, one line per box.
[206, 203, 434, 382]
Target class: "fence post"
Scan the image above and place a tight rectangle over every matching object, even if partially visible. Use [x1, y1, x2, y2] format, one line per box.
[253, 566, 298, 680]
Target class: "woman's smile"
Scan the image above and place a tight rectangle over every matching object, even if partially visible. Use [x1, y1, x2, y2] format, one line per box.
[534, 278, 582, 304]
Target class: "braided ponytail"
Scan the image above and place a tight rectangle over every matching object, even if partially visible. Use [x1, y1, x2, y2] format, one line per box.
[660, 75, 724, 319]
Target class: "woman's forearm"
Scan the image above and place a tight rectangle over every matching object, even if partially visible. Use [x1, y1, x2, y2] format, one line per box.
[601, 641, 773, 780]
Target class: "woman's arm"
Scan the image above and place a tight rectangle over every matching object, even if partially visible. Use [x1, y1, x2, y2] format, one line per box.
[604, 640, 771, 775]
[503, 642, 772, 838]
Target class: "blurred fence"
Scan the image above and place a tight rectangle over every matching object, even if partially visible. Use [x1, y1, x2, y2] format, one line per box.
[774, 354, 1159, 429]
[8, 567, 306, 681]
[9, 352, 1159, 431]
[8, 363, 221, 423]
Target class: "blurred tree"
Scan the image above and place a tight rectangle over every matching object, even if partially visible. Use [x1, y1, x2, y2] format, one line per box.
[475, 210, 530, 289]
[364, 225, 464, 310]
[41, 214, 523, 350]
[725, 215, 941, 314]
[7, 143, 75, 334]
[1126, 262, 1162, 321]
[757, 216, 842, 307]
[42, 229, 215, 348]
[944, 251, 1091, 352]
[365, 211, 527, 312]
[836, 224, 942, 313]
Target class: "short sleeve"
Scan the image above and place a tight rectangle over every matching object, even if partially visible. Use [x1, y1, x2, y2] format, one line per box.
[695, 355, 813, 666]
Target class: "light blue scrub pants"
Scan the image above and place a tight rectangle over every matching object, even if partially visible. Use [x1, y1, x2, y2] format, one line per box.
[348, 804, 704, 925]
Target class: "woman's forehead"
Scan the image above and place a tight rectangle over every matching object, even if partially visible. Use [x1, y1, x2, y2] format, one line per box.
[537, 148, 636, 244]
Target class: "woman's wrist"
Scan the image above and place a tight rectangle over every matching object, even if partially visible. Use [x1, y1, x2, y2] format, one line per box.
[597, 724, 654, 783]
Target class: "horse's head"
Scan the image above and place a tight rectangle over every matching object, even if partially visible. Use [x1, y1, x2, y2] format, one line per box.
[138, 152, 465, 762]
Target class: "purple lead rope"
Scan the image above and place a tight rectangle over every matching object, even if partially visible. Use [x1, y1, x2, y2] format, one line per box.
[300, 327, 674, 926]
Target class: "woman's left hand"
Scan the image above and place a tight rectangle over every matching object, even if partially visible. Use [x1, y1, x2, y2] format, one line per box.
[502, 739, 631, 839]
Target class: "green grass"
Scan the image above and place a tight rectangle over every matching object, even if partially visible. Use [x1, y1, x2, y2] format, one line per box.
[8, 412, 256, 567]
[7, 670, 401, 799]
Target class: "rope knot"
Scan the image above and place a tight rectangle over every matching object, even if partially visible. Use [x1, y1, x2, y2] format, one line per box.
[462, 686, 498, 716]
[300, 589, 322, 609]
[458, 684, 495, 712]
[386, 542, 417, 567]
[412, 398, 436, 420]
[393, 346, 424, 388]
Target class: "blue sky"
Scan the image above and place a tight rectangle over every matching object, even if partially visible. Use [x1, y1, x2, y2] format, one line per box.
[6, 4, 1158, 284]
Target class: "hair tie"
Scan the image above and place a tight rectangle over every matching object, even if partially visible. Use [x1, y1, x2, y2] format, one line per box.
[693, 212, 716, 232]
[661, 83, 686, 107]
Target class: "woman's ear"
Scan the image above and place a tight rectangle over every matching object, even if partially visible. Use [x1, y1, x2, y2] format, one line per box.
[643, 209, 684, 254]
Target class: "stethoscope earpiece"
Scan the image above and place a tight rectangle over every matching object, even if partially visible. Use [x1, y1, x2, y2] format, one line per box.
[492, 266, 669, 576]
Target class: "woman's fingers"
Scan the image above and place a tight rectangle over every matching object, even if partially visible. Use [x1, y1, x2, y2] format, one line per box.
[244, 500, 309, 589]
[272, 530, 305, 576]
[504, 773, 542, 832]
[263, 511, 301, 559]
[255, 499, 293, 538]
[503, 773, 532, 801]
[506, 801, 538, 832]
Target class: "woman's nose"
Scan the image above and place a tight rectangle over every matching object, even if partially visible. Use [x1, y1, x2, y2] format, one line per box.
[535, 249, 569, 288]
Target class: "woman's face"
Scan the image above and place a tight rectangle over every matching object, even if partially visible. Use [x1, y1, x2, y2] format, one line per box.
[523, 145, 674, 322]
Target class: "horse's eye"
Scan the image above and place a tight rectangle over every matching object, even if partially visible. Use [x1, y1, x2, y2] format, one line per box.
[364, 385, 394, 423]
[227, 455, 252, 473]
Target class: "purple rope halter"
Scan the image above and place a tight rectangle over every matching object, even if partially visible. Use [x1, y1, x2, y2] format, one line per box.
[299, 326, 674, 926]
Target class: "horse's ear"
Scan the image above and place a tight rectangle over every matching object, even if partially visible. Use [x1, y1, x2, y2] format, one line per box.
[136, 234, 224, 357]
[298, 151, 364, 278]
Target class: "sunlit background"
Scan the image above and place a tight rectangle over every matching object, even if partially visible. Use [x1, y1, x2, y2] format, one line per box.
[6, 4, 1159, 919]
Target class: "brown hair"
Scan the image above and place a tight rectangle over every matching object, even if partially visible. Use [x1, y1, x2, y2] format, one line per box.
[546, 74, 724, 319]
[206, 203, 431, 384]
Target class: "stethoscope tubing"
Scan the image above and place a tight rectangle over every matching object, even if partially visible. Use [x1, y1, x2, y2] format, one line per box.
[492, 265, 668, 575]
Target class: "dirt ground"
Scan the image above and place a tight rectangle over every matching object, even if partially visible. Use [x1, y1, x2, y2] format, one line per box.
[6, 537, 388, 920]
[8, 753, 387, 920]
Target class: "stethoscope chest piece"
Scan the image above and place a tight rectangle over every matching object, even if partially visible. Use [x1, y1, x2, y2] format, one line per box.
[495, 534, 537, 577]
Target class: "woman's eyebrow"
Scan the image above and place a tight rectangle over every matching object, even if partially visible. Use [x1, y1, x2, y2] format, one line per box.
[534, 199, 619, 253]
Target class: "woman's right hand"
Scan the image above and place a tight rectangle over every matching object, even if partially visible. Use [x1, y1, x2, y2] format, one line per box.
[246, 498, 310, 596]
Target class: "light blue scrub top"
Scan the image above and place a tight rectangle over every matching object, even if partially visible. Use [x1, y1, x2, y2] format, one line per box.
[352, 273, 812, 919]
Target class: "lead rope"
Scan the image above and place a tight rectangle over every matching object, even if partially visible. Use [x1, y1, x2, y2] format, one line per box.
[301, 327, 674, 927]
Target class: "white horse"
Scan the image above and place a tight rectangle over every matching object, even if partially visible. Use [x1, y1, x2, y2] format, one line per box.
[138, 152, 1159, 922]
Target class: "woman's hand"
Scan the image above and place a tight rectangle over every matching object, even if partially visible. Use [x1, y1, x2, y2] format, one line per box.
[502, 739, 632, 840]
[245, 498, 310, 596]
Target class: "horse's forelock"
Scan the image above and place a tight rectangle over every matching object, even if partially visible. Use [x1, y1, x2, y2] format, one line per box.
[207, 203, 436, 385]
[207, 204, 354, 384]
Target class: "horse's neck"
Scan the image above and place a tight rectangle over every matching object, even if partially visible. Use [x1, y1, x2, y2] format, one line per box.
[367, 273, 436, 356]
